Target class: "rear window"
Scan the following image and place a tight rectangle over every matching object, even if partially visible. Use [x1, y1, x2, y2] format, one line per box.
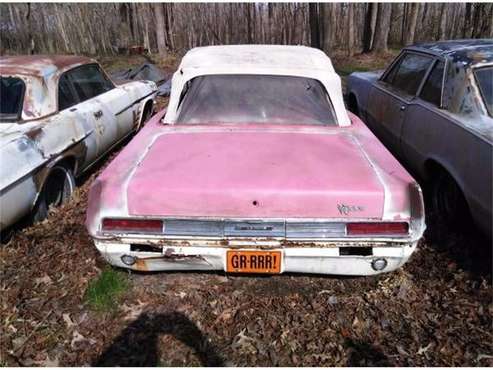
[176, 75, 337, 125]
[0, 77, 25, 121]
[474, 66, 492, 117]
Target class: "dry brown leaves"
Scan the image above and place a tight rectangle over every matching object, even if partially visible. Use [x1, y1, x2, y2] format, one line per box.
[1, 103, 492, 367]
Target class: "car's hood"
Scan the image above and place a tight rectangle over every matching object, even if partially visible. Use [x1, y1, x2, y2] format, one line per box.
[126, 129, 385, 219]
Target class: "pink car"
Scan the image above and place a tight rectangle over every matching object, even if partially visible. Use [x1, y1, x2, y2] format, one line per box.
[86, 45, 425, 276]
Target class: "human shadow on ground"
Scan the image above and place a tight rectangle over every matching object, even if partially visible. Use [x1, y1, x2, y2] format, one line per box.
[345, 338, 391, 366]
[93, 311, 223, 366]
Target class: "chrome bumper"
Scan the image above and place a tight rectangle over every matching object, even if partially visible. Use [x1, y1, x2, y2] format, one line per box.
[93, 239, 418, 276]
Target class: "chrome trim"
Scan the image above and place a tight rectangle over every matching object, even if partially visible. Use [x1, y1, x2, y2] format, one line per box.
[286, 222, 346, 238]
[164, 219, 223, 236]
[224, 221, 284, 237]
[100, 217, 421, 242]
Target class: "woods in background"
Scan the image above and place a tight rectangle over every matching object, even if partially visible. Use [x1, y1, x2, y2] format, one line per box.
[1, 3, 492, 57]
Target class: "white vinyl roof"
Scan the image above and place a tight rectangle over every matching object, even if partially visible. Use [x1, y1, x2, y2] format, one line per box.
[163, 45, 350, 126]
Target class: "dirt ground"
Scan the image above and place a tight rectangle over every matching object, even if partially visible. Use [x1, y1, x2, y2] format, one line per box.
[1, 53, 492, 367]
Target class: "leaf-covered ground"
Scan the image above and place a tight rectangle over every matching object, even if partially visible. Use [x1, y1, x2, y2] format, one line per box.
[1, 53, 492, 367]
[1, 130, 492, 367]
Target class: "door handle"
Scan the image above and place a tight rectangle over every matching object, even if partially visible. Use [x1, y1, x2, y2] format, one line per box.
[400, 105, 406, 111]
[93, 110, 103, 119]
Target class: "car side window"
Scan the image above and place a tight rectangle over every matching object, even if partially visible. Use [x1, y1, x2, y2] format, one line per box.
[383, 53, 434, 96]
[58, 74, 79, 111]
[419, 61, 445, 107]
[66, 64, 114, 103]
[1, 77, 25, 119]
[383, 56, 403, 85]
[474, 67, 493, 117]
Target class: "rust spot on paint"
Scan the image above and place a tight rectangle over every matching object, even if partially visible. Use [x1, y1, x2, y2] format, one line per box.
[135, 258, 148, 271]
[25, 127, 44, 140]
[0, 55, 94, 77]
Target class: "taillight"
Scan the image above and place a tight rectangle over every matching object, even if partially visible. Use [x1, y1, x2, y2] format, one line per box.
[102, 218, 163, 233]
[347, 222, 409, 235]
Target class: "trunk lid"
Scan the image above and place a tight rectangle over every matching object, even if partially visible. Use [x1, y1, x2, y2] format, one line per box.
[127, 129, 385, 219]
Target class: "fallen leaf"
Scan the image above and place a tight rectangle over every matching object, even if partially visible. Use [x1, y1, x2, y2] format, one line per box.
[122, 301, 147, 321]
[417, 343, 433, 355]
[71, 330, 86, 349]
[476, 354, 493, 362]
[63, 313, 75, 328]
[232, 328, 257, 353]
[34, 356, 59, 367]
[35, 275, 52, 285]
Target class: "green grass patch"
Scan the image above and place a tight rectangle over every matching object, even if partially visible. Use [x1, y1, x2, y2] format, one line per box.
[85, 267, 129, 312]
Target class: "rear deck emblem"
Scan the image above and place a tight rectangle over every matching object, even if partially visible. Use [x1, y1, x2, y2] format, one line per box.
[337, 204, 364, 215]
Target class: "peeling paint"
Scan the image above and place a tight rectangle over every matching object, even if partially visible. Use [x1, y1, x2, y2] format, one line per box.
[85, 46, 425, 275]
[0, 56, 157, 232]
[347, 40, 492, 237]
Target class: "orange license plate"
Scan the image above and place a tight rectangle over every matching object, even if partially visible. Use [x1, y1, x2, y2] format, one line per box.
[226, 250, 282, 274]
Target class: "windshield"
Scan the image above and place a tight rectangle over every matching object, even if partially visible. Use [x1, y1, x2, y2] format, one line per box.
[0, 77, 25, 122]
[474, 66, 492, 117]
[176, 74, 337, 125]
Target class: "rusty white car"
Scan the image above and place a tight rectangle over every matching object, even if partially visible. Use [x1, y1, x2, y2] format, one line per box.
[86, 45, 425, 276]
[0, 55, 157, 241]
[347, 40, 492, 238]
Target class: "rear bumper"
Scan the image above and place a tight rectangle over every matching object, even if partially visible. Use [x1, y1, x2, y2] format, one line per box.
[93, 239, 418, 276]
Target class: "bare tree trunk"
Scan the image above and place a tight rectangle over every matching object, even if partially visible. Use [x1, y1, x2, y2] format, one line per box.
[471, 4, 487, 38]
[319, 3, 332, 52]
[362, 3, 376, 53]
[127, 4, 135, 44]
[405, 3, 420, 45]
[330, 4, 338, 47]
[372, 3, 392, 53]
[488, 4, 493, 38]
[347, 3, 354, 56]
[400, 3, 407, 45]
[246, 3, 252, 43]
[3, 3, 493, 57]
[463, 3, 472, 38]
[318, 3, 325, 50]
[252, 4, 257, 44]
[309, 3, 320, 49]
[450, 4, 460, 39]
[55, 5, 71, 53]
[25, 3, 35, 54]
[420, 2, 429, 42]
[438, 3, 447, 40]
[154, 3, 167, 55]
[142, 4, 151, 53]
[471, 4, 480, 38]
[167, 3, 175, 50]
[268, 3, 275, 44]
[8, 4, 17, 33]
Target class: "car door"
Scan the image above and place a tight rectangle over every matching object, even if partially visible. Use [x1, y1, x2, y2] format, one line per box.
[399, 59, 446, 176]
[57, 72, 99, 167]
[86, 64, 135, 140]
[366, 52, 435, 156]
[65, 64, 118, 159]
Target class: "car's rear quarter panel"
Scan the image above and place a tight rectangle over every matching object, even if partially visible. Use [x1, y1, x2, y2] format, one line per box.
[402, 104, 492, 235]
[348, 112, 419, 222]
